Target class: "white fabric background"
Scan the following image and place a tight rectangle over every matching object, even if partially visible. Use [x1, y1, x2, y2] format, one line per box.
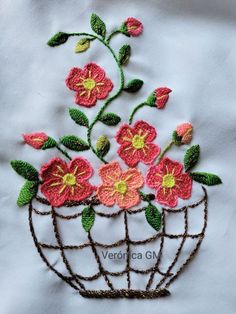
[1, 0, 236, 313]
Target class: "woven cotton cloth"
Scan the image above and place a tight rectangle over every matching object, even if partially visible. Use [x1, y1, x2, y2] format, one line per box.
[0, 0, 236, 313]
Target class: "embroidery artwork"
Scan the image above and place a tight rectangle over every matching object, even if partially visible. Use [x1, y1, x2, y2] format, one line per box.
[11, 14, 222, 299]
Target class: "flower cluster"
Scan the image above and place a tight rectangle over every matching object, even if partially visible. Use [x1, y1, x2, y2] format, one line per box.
[12, 14, 222, 215]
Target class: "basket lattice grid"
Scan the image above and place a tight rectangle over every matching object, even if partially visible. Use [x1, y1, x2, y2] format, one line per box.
[28, 187, 207, 299]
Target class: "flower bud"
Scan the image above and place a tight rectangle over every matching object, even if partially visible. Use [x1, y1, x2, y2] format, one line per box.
[147, 87, 172, 109]
[23, 132, 57, 150]
[23, 132, 48, 149]
[96, 135, 110, 157]
[121, 17, 143, 37]
[173, 123, 193, 145]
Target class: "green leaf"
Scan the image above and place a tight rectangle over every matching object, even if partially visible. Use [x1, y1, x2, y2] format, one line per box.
[184, 145, 200, 171]
[119, 44, 131, 65]
[41, 137, 57, 150]
[190, 172, 222, 186]
[47, 32, 69, 47]
[123, 79, 143, 93]
[75, 38, 90, 53]
[99, 113, 121, 126]
[145, 204, 162, 231]
[82, 206, 95, 232]
[90, 13, 106, 39]
[60, 135, 90, 151]
[96, 136, 110, 157]
[17, 180, 39, 207]
[69, 108, 89, 127]
[11, 160, 39, 181]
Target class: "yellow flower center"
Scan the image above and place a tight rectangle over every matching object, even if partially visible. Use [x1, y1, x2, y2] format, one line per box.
[83, 78, 96, 90]
[62, 173, 76, 186]
[132, 134, 145, 149]
[114, 180, 128, 195]
[162, 174, 175, 188]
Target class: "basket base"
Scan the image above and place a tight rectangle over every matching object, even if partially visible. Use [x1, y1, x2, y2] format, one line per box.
[80, 289, 170, 299]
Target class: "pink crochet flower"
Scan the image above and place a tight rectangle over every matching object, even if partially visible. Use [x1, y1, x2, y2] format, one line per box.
[23, 132, 48, 149]
[116, 120, 160, 167]
[124, 17, 143, 37]
[146, 157, 192, 208]
[97, 161, 144, 210]
[40, 157, 94, 207]
[65, 63, 113, 107]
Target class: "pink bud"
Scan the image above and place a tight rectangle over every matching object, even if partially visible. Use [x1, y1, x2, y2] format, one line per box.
[23, 132, 48, 149]
[155, 87, 172, 109]
[124, 17, 143, 37]
[176, 123, 193, 144]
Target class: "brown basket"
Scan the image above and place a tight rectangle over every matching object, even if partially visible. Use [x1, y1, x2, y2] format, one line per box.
[28, 187, 207, 299]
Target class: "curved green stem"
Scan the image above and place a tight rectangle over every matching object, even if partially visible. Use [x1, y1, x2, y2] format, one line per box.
[107, 30, 122, 43]
[129, 102, 156, 125]
[156, 140, 174, 164]
[56, 144, 72, 160]
[69, 32, 125, 163]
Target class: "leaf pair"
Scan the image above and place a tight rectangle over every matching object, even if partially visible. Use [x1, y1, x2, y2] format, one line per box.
[10, 160, 40, 206]
[184, 145, 222, 186]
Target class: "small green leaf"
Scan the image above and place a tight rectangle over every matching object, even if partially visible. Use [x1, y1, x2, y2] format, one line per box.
[69, 108, 89, 127]
[99, 113, 121, 126]
[17, 180, 39, 207]
[90, 13, 106, 39]
[184, 145, 200, 171]
[96, 136, 110, 157]
[75, 38, 90, 53]
[124, 79, 143, 93]
[42, 137, 57, 150]
[11, 160, 39, 181]
[145, 204, 162, 231]
[172, 131, 182, 146]
[190, 172, 222, 186]
[82, 206, 95, 232]
[60, 135, 90, 151]
[119, 44, 131, 65]
[47, 32, 69, 47]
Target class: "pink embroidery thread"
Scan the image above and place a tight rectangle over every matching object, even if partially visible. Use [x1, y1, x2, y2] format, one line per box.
[65, 62, 113, 107]
[146, 157, 192, 207]
[116, 120, 160, 167]
[40, 157, 95, 207]
[97, 161, 144, 209]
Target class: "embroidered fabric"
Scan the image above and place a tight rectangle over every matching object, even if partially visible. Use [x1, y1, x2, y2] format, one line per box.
[0, 0, 235, 313]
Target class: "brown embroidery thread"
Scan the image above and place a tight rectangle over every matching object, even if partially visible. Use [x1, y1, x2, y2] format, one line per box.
[28, 187, 208, 298]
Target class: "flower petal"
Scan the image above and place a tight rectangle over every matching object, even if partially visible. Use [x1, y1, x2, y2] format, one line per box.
[40, 157, 68, 182]
[96, 185, 117, 207]
[158, 157, 183, 176]
[98, 161, 121, 185]
[74, 90, 97, 107]
[133, 120, 157, 142]
[41, 178, 69, 207]
[121, 168, 144, 189]
[69, 157, 93, 181]
[65, 67, 85, 91]
[138, 143, 160, 164]
[84, 63, 105, 82]
[155, 187, 178, 208]
[146, 165, 163, 189]
[96, 78, 113, 99]
[68, 181, 95, 202]
[117, 189, 141, 209]
[117, 144, 140, 167]
[116, 124, 134, 145]
[175, 173, 192, 200]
